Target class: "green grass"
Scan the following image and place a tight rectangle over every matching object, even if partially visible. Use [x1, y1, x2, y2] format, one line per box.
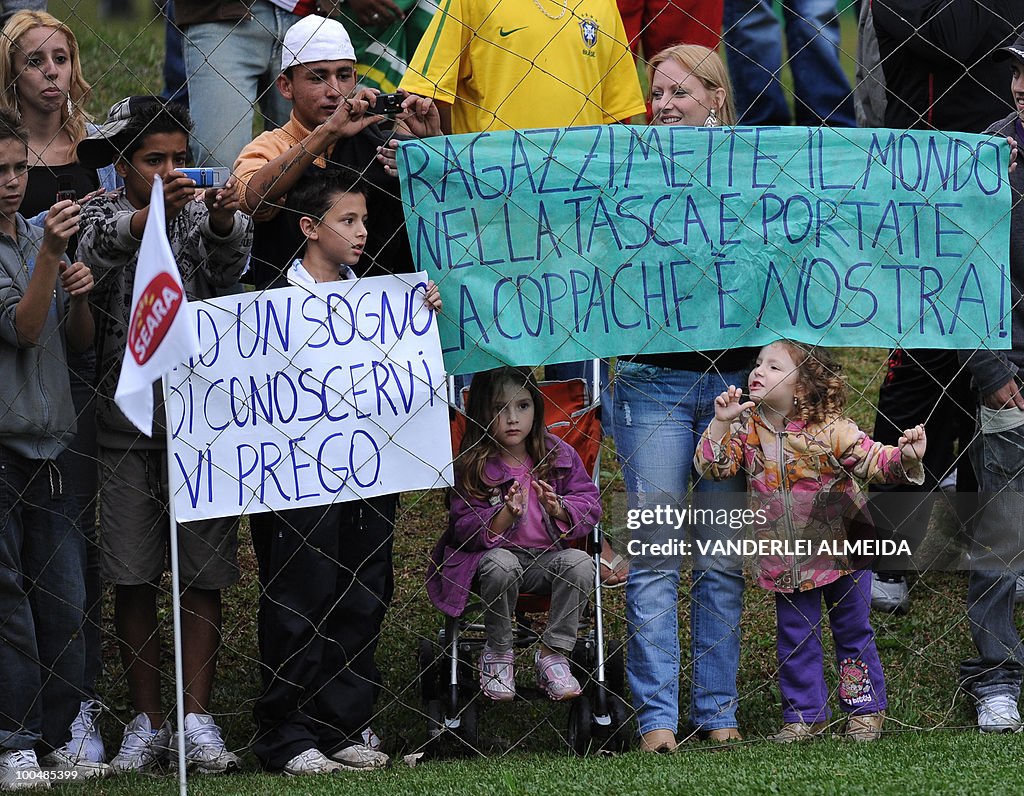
[50, 732, 1024, 795]
[35, 5, 996, 795]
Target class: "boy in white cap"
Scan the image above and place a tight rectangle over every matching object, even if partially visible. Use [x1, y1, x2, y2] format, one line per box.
[234, 15, 439, 776]
[233, 14, 440, 289]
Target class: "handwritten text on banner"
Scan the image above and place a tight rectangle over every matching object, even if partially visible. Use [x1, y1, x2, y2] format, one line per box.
[398, 126, 1011, 374]
[166, 274, 453, 522]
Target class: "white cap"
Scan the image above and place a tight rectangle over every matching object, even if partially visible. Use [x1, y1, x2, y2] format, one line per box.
[281, 15, 356, 71]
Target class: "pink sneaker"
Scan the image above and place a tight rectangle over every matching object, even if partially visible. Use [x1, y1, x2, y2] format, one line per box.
[479, 646, 515, 701]
[535, 649, 582, 701]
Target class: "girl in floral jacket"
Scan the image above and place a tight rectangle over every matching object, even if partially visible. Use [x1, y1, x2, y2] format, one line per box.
[695, 341, 926, 742]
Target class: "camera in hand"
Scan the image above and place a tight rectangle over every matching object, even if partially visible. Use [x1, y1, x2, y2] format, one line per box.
[55, 174, 77, 203]
[372, 93, 403, 116]
[180, 167, 228, 188]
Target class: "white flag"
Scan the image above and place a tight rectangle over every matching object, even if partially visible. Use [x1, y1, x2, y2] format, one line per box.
[114, 177, 199, 437]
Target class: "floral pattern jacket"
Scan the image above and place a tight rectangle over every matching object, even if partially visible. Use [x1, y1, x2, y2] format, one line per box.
[695, 411, 924, 592]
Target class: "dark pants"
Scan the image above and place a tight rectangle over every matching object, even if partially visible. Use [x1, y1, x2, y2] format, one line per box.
[959, 411, 1024, 700]
[66, 351, 101, 695]
[775, 570, 887, 723]
[870, 349, 977, 574]
[0, 448, 84, 751]
[250, 495, 396, 770]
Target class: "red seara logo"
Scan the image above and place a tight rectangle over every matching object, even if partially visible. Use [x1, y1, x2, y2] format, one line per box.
[128, 272, 183, 365]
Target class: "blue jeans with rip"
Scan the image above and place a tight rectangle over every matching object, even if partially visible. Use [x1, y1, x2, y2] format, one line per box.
[0, 447, 85, 751]
[615, 361, 746, 734]
[182, 0, 298, 169]
[959, 407, 1024, 701]
[723, 0, 855, 126]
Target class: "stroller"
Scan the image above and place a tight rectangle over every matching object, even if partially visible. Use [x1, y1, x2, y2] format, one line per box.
[416, 365, 632, 755]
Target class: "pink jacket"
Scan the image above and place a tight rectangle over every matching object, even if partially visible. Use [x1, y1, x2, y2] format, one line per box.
[695, 411, 924, 593]
[427, 435, 601, 617]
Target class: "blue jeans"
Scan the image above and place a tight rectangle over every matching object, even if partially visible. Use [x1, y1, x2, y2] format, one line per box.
[0, 448, 85, 751]
[615, 362, 746, 734]
[959, 408, 1024, 700]
[182, 0, 298, 168]
[723, 0, 855, 126]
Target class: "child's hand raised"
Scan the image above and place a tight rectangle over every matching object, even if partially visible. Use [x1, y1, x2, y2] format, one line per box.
[898, 424, 927, 463]
[714, 385, 754, 423]
[534, 479, 568, 522]
[503, 480, 525, 519]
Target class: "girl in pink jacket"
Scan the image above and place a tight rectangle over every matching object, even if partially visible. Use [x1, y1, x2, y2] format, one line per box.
[695, 341, 926, 742]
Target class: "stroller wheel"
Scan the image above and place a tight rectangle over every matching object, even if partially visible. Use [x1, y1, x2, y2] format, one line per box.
[453, 697, 480, 753]
[606, 692, 633, 753]
[605, 639, 626, 696]
[426, 698, 445, 740]
[567, 695, 593, 755]
[418, 638, 443, 703]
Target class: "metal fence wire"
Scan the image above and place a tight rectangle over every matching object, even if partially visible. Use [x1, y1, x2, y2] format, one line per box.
[2, 0, 1023, 788]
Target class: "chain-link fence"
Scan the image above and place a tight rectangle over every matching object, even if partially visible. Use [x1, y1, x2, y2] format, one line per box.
[2, 0, 1023, 791]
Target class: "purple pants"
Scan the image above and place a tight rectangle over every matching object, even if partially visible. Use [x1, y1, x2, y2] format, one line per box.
[775, 570, 887, 723]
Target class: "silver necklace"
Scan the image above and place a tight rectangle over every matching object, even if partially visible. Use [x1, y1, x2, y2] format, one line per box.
[532, 0, 568, 21]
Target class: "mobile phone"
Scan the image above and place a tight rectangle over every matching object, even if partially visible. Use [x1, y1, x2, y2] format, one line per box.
[179, 167, 229, 188]
[56, 174, 77, 203]
[372, 93, 403, 116]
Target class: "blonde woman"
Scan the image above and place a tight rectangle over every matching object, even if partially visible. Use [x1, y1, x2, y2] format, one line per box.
[0, 10, 116, 773]
[615, 44, 747, 753]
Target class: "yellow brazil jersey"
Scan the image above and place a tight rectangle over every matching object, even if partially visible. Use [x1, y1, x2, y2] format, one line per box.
[400, 0, 646, 134]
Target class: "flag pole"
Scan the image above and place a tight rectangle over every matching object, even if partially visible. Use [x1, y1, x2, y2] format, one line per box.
[164, 373, 188, 796]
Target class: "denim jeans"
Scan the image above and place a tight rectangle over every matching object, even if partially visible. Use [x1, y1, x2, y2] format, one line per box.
[182, 0, 298, 169]
[0, 448, 85, 751]
[615, 361, 746, 734]
[723, 0, 855, 127]
[959, 408, 1024, 699]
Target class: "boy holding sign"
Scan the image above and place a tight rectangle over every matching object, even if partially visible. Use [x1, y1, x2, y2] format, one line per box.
[249, 168, 440, 776]
[76, 97, 252, 774]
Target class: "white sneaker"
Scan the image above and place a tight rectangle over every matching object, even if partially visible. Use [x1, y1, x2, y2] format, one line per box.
[330, 743, 388, 770]
[109, 714, 171, 773]
[38, 748, 110, 780]
[169, 713, 240, 774]
[283, 749, 345, 776]
[57, 700, 105, 765]
[0, 749, 49, 791]
[1015, 575, 1024, 605]
[977, 693, 1022, 733]
[870, 574, 910, 614]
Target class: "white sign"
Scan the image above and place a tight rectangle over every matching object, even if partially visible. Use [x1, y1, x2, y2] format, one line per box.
[166, 273, 454, 521]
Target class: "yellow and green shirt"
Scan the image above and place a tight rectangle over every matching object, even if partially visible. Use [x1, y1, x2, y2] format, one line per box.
[400, 0, 646, 133]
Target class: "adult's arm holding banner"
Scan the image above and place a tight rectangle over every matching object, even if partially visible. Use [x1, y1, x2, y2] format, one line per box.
[396, 126, 1012, 375]
[166, 273, 453, 523]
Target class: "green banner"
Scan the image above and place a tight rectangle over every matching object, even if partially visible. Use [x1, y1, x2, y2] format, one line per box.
[397, 126, 1011, 375]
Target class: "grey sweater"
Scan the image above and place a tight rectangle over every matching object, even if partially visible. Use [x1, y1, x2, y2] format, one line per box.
[78, 190, 252, 449]
[960, 112, 1024, 397]
[0, 215, 76, 459]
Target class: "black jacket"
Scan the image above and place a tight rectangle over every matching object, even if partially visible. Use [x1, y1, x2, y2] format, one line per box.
[874, 0, 1024, 133]
[960, 112, 1024, 396]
